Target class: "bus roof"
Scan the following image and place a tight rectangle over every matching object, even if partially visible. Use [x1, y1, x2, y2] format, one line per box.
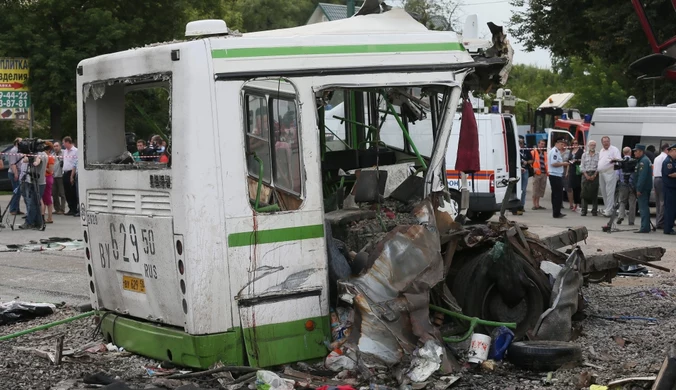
[78, 9, 474, 80]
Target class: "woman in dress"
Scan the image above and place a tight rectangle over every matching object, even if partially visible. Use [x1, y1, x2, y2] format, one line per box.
[42, 142, 55, 223]
[567, 139, 583, 211]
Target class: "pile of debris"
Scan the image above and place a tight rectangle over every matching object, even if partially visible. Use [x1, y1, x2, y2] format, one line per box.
[319, 169, 671, 388]
[1, 173, 674, 389]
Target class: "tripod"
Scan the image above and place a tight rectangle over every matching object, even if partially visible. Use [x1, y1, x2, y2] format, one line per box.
[0, 185, 21, 230]
[17, 158, 46, 231]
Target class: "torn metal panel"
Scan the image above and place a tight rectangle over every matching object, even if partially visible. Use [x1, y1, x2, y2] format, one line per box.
[339, 198, 458, 371]
[533, 248, 583, 342]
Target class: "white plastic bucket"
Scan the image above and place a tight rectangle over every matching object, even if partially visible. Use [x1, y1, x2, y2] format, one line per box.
[468, 333, 491, 364]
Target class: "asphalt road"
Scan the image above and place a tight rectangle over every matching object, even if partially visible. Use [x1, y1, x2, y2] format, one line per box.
[0, 194, 89, 305]
[0, 182, 674, 306]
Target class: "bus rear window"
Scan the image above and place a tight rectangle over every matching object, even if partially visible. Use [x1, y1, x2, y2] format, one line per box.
[83, 73, 171, 169]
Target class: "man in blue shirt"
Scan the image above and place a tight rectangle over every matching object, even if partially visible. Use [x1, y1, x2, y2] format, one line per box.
[548, 138, 570, 218]
[632, 144, 653, 233]
[662, 144, 676, 235]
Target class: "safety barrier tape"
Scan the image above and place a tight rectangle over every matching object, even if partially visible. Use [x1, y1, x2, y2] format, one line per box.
[0, 152, 160, 159]
[519, 146, 585, 152]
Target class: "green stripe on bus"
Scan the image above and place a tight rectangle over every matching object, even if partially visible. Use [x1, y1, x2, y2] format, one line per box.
[228, 224, 324, 247]
[212, 42, 465, 59]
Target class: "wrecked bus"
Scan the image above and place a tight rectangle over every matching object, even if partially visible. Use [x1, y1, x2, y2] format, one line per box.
[77, 9, 512, 369]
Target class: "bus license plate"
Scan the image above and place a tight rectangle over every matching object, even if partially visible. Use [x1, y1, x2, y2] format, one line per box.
[122, 275, 146, 294]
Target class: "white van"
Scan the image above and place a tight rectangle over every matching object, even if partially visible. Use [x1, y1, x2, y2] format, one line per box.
[446, 113, 521, 221]
[589, 107, 676, 151]
[589, 106, 676, 203]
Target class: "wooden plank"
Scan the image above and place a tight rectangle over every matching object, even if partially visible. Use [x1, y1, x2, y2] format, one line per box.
[583, 247, 666, 274]
[527, 238, 568, 264]
[652, 344, 676, 390]
[614, 253, 672, 273]
[539, 226, 588, 250]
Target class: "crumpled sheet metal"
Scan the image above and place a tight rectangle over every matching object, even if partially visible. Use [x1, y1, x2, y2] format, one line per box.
[339, 198, 457, 372]
[533, 248, 583, 341]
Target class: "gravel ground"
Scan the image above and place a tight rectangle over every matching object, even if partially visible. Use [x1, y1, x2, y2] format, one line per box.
[2, 275, 676, 390]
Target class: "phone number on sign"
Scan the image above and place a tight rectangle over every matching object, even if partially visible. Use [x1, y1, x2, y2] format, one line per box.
[0, 100, 29, 108]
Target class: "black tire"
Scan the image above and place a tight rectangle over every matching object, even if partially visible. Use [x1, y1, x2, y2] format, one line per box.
[467, 211, 495, 223]
[458, 252, 551, 339]
[507, 341, 582, 371]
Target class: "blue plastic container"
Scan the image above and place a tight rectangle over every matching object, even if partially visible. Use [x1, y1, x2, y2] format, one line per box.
[487, 326, 515, 361]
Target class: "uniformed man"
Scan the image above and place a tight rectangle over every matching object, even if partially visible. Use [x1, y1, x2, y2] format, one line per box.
[662, 144, 676, 235]
[632, 144, 653, 233]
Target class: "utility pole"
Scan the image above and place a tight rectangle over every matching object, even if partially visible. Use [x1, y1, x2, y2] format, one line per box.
[347, 0, 355, 17]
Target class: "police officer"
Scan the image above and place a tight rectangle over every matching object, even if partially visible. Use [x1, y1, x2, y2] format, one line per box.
[662, 144, 676, 235]
[633, 144, 653, 233]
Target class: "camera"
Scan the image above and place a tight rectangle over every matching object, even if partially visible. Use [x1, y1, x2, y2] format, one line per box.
[613, 158, 637, 188]
[17, 138, 46, 155]
[613, 158, 637, 173]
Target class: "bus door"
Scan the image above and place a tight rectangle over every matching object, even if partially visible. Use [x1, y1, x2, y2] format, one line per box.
[219, 77, 329, 368]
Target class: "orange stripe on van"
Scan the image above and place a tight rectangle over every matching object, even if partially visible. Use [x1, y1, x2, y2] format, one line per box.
[446, 170, 493, 179]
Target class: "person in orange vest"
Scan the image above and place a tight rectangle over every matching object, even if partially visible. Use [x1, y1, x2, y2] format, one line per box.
[531, 139, 548, 210]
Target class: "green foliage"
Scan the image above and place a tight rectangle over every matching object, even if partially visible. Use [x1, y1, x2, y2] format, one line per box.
[509, 0, 676, 107]
[562, 57, 627, 114]
[496, 59, 628, 125]
[0, 0, 212, 140]
[403, 0, 460, 31]
[125, 88, 171, 143]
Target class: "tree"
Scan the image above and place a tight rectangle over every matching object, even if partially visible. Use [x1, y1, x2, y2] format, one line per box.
[237, 0, 346, 33]
[404, 0, 463, 31]
[563, 57, 627, 115]
[0, 0, 209, 141]
[509, 0, 676, 107]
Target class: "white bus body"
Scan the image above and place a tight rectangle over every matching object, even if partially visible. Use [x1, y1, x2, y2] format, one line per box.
[77, 10, 483, 368]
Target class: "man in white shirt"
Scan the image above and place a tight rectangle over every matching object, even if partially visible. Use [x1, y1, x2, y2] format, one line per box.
[62, 136, 79, 216]
[597, 136, 621, 216]
[653, 143, 670, 229]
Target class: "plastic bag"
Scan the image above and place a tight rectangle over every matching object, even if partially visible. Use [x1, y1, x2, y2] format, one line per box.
[0, 301, 56, 326]
[255, 371, 293, 390]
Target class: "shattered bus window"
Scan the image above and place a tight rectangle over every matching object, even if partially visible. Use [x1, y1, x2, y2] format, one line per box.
[83, 73, 171, 169]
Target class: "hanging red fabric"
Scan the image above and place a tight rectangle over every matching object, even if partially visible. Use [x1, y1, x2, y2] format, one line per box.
[454, 97, 480, 173]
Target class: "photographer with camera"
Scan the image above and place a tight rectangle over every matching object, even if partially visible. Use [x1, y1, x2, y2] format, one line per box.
[615, 147, 638, 226]
[17, 139, 48, 230]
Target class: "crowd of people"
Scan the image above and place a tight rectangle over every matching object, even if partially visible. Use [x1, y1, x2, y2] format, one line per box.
[516, 135, 676, 235]
[5, 137, 79, 230]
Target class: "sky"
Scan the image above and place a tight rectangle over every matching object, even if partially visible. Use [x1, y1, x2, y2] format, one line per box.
[389, 0, 553, 68]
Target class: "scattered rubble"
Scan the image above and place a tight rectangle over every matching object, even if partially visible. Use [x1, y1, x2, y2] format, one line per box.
[1, 281, 676, 389]
[0, 237, 85, 253]
[1, 174, 674, 389]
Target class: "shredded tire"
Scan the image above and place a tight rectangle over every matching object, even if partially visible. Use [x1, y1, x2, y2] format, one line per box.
[507, 341, 582, 371]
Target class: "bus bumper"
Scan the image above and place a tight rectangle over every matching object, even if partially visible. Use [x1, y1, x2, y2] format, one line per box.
[99, 311, 329, 369]
[99, 312, 246, 368]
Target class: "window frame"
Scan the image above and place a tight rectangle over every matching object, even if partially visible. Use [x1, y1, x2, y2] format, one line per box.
[82, 73, 172, 170]
[242, 80, 305, 209]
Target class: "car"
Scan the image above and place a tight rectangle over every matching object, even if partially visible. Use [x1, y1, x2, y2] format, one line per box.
[0, 143, 14, 192]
